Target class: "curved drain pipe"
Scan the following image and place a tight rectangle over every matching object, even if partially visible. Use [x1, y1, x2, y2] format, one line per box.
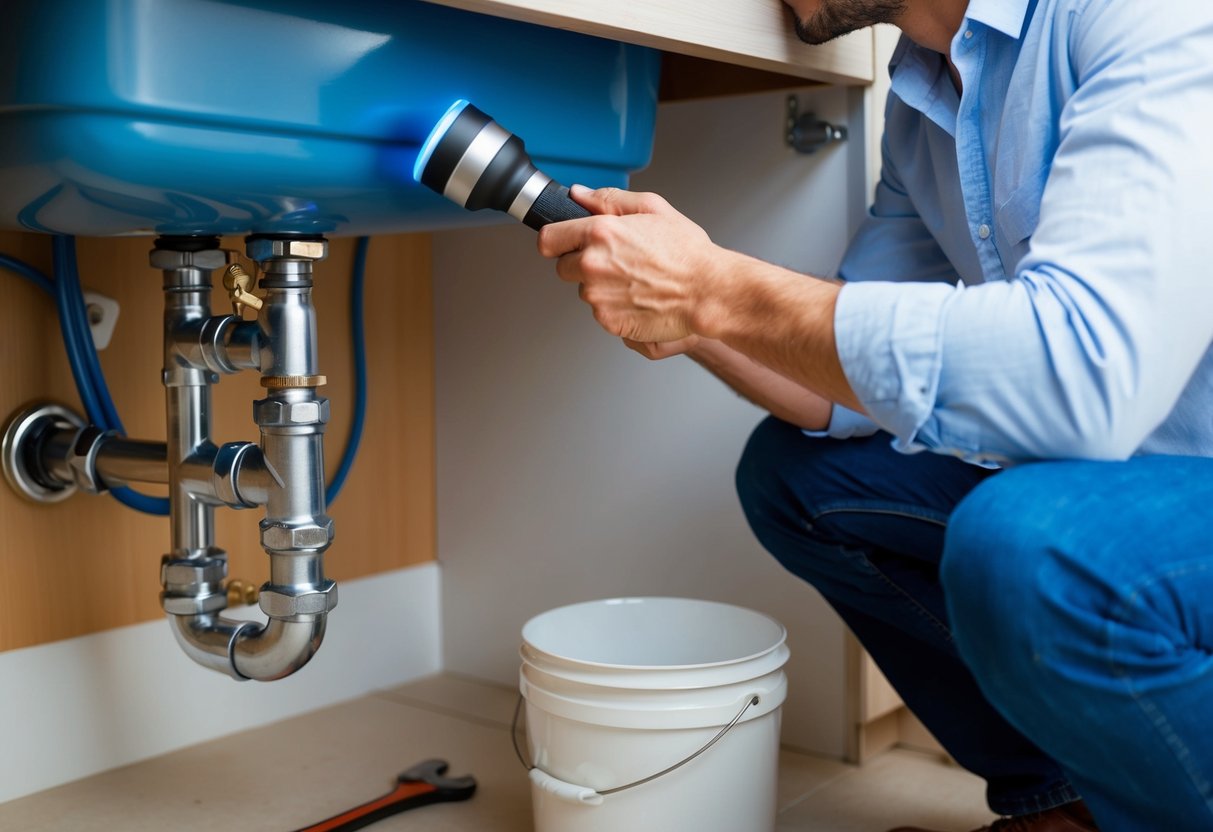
[157, 236, 337, 681]
[2, 235, 339, 681]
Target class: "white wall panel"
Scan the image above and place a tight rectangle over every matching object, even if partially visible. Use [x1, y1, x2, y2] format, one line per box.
[0, 565, 441, 803]
[436, 87, 864, 756]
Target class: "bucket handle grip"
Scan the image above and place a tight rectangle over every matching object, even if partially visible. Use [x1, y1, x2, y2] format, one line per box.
[512, 692, 760, 805]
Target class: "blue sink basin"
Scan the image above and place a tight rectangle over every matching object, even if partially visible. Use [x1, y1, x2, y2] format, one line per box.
[0, 0, 660, 236]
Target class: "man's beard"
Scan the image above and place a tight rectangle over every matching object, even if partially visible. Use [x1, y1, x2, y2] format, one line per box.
[792, 0, 906, 44]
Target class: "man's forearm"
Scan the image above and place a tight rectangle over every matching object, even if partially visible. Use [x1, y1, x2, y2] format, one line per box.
[537, 187, 863, 417]
[686, 338, 833, 430]
[693, 250, 862, 413]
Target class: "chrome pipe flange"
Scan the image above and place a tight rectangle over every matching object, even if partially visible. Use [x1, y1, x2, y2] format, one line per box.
[1, 403, 85, 504]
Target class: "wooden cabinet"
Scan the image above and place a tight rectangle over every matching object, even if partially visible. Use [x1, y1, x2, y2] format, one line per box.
[419, 0, 875, 85]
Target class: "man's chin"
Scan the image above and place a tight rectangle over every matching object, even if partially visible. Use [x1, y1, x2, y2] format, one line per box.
[792, 16, 851, 45]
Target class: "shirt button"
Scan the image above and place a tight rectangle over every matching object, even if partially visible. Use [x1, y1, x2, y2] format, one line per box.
[977, 223, 991, 240]
[964, 30, 974, 39]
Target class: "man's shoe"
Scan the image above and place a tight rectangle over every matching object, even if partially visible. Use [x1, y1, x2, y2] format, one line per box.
[887, 799, 1097, 832]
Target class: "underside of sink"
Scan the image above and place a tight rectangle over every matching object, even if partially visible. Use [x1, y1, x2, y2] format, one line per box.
[0, 0, 660, 237]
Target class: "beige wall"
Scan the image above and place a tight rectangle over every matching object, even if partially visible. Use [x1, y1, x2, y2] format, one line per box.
[435, 87, 860, 758]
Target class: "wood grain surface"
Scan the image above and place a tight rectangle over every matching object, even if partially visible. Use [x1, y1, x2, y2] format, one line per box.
[419, 0, 874, 85]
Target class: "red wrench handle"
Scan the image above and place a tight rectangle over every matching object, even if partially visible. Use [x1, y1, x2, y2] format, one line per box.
[292, 780, 440, 832]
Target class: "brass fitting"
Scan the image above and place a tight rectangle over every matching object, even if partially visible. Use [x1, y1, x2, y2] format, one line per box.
[225, 578, 261, 607]
[222, 263, 263, 316]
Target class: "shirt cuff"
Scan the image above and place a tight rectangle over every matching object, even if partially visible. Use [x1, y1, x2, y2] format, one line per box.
[833, 280, 956, 449]
[801, 405, 880, 440]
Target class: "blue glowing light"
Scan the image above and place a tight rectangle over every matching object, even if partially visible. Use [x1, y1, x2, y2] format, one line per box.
[413, 99, 471, 183]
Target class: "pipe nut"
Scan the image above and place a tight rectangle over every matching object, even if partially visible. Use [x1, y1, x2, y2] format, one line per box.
[253, 398, 330, 427]
[245, 238, 328, 263]
[260, 518, 335, 552]
[258, 580, 338, 618]
[66, 426, 112, 494]
[149, 248, 227, 271]
[162, 591, 229, 616]
[161, 556, 228, 592]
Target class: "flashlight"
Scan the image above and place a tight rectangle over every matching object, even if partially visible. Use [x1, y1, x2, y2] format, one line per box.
[413, 100, 592, 230]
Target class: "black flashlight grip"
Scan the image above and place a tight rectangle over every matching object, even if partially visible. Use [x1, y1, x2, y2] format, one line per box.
[522, 181, 592, 230]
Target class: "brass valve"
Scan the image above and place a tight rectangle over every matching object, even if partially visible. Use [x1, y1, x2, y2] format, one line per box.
[222, 263, 263, 317]
[225, 578, 261, 607]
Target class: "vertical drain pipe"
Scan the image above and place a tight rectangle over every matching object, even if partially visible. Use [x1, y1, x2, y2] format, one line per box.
[2, 235, 337, 679]
[154, 235, 337, 681]
[155, 239, 249, 675]
[230, 237, 337, 681]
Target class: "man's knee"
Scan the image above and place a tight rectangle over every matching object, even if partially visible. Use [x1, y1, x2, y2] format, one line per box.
[735, 416, 807, 527]
[735, 416, 859, 540]
[734, 416, 869, 581]
[942, 465, 1082, 687]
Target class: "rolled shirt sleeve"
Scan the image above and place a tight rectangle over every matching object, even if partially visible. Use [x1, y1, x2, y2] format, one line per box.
[809, 97, 964, 443]
[835, 2, 1213, 463]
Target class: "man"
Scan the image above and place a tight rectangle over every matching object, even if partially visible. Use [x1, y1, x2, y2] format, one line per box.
[537, 0, 1213, 829]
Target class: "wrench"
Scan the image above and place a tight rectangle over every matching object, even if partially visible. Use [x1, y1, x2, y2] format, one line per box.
[292, 759, 476, 832]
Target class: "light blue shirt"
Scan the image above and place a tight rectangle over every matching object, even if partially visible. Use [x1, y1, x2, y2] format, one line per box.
[826, 0, 1213, 464]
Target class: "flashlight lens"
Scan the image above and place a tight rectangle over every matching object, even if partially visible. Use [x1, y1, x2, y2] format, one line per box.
[413, 99, 471, 184]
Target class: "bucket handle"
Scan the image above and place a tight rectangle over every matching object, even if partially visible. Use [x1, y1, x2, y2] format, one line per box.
[511, 692, 761, 806]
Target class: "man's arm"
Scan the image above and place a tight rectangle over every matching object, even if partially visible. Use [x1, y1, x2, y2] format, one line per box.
[549, 92, 961, 441]
[625, 335, 833, 430]
[537, 188, 861, 410]
[540, 3, 1213, 463]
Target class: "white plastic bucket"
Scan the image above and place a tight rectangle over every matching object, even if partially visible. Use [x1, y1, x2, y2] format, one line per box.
[518, 597, 790, 832]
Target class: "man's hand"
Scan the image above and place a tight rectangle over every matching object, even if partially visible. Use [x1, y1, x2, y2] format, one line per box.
[536, 185, 721, 344]
[538, 184, 859, 416]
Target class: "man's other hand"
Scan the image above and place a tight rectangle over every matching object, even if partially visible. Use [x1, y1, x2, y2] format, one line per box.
[622, 335, 702, 361]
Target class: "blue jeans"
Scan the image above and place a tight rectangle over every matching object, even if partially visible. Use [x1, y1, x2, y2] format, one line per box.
[736, 417, 1213, 830]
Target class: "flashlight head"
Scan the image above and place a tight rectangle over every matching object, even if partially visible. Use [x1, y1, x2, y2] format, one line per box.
[413, 100, 592, 230]
[412, 99, 472, 186]
[413, 100, 547, 219]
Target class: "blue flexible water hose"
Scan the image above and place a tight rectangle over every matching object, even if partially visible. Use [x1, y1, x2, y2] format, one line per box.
[325, 236, 368, 505]
[0, 252, 54, 296]
[52, 236, 171, 514]
[48, 238, 105, 425]
[1, 236, 370, 513]
[60, 238, 127, 437]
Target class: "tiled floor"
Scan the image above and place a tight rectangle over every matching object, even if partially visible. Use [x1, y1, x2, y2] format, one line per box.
[0, 674, 997, 831]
